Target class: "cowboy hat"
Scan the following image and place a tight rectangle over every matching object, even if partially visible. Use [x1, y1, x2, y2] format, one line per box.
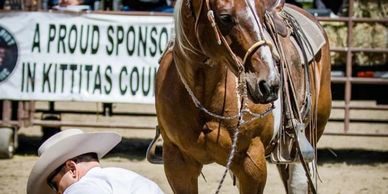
[27, 128, 121, 194]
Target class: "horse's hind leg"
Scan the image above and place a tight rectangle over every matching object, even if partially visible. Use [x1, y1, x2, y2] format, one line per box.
[276, 164, 289, 191]
[163, 140, 203, 194]
[232, 137, 267, 194]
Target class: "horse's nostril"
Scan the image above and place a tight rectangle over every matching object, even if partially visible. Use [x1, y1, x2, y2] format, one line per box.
[258, 80, 271, 96]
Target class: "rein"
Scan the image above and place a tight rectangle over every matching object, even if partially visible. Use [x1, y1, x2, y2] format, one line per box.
[175, 65, 275, 121]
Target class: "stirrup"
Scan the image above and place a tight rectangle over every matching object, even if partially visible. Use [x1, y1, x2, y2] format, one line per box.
[270, 133, 295, 164]
[295, 123, 315, 162]
[146, 126, 164, 164]
[270, 122, 315, 163]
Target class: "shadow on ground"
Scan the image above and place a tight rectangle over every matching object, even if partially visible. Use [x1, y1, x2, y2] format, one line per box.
[16, 134, 152, 161]
[317, 148, 388, 165]
[15, 134, 388, 164]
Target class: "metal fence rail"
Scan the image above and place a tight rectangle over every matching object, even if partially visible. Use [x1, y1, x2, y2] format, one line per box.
[317, 0, 388, 136]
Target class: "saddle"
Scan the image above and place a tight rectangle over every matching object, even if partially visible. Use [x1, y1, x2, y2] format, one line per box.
[266, 1, 326, 63]
[264, 2, 326, 164]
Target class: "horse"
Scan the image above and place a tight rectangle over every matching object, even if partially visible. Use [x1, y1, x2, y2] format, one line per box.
[149, 0, 332, 193]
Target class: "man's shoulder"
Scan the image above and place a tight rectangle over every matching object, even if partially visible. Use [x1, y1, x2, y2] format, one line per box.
[101, 167, 139, 177]
[66, 167, 164, 194]
[101, 167, 164, 193]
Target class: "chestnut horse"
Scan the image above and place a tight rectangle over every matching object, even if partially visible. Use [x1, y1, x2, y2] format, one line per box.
[151, 0, 331, 193]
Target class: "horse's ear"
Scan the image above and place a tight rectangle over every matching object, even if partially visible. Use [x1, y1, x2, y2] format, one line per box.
[265, 0, 288, 37]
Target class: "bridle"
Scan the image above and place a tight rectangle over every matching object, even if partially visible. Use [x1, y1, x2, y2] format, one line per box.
[202, 0, 276, 75]
[177, 0, 278, 120]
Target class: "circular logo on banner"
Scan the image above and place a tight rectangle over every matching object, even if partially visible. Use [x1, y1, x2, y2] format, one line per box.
[0, 26, 18, 83]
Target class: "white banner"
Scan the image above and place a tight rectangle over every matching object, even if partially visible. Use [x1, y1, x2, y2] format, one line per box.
[0, 12, 174, 103]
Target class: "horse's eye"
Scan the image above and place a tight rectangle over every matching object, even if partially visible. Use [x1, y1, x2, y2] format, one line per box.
[218, 14, 235, 35]
[219, 14, 235, 26]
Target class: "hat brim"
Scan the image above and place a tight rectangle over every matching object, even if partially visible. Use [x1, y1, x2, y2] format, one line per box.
[27, 132, 121, 194]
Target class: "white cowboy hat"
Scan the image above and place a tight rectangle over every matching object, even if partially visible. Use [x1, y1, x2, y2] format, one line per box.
[27, 128, 121, 194]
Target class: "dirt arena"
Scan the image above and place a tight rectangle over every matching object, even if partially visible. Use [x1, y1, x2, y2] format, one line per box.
[0, 102, 387, 194]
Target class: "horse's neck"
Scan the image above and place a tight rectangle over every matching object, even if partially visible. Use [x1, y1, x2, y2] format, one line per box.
[173, 42, 236, 115]
[176, 58, 232, 104]
[174, 0, 219, 98]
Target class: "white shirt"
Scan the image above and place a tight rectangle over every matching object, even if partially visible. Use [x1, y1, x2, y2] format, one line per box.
[64, 167, 164, 194]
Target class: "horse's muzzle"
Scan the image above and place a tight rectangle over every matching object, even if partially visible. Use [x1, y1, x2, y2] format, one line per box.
[247, 78, 279, 104]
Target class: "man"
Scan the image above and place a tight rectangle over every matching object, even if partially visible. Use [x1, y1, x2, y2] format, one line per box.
[27, 128, 163, 194]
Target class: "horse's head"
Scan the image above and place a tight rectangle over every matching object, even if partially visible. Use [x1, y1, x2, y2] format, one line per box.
[192, 0, 281, 104]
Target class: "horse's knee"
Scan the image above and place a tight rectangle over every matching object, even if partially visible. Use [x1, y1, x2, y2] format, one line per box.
[287, 163, 308, 194]
[233, 137, 267, 194]
[244, 137, 267, 177]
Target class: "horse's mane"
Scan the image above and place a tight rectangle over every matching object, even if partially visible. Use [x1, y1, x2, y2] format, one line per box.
[174, 0, 203, 58]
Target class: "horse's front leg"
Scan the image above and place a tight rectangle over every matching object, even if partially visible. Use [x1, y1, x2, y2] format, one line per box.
[163, 139, 203, 194]
[232, 137, 267, 194]
[205, 122, 268, 194]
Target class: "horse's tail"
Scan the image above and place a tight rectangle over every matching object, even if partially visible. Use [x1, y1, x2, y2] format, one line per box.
[146, 126, 164, 164]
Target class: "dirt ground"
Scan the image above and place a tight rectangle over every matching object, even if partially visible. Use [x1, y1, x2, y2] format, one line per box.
[0, 102, 387, 194]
